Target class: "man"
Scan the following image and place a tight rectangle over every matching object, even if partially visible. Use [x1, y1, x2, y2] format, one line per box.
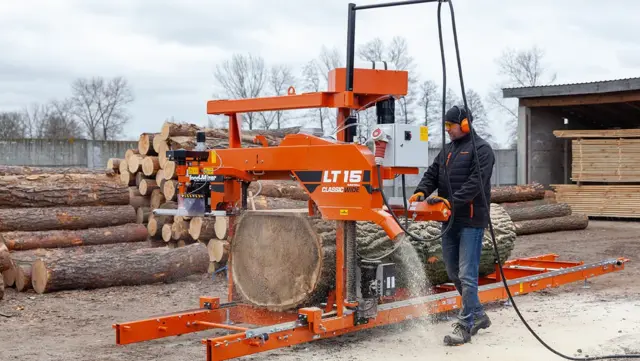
[409, 105, 495, 346]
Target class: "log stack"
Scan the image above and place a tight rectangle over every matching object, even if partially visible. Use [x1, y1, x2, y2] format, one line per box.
[0, 165, 152, 298]
[551, 129, 640, 219]
[108, 120, 303, 272]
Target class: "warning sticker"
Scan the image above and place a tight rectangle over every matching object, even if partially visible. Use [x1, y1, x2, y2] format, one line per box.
[187, 166, 200, 175]
[340, 209, 349, 216]
[420, 126, 429, 141]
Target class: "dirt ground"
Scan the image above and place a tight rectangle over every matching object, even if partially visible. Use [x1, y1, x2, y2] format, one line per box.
[1, 220, 639, 361]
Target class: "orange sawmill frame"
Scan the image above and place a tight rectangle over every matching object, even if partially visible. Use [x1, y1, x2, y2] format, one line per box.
[113, 254, 629, 360]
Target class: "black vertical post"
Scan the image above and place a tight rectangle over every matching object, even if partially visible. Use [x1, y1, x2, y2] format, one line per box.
[346, 3, 357, 91]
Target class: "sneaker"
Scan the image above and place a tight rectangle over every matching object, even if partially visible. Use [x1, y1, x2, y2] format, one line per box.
[443, 322, 471, 346]
[471, 314, 491, 335]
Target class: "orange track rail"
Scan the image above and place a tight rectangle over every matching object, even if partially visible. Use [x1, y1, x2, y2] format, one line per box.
[113, 254, 628, 361]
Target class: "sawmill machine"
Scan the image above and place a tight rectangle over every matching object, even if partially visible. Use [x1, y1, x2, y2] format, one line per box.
[113, 1, 633, 360]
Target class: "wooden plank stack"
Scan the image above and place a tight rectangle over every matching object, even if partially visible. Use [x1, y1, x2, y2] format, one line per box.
[108, 121, 303, 272]
[552, 129, 640, 219]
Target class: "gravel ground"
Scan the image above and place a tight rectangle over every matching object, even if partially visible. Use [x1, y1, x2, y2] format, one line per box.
[1, 220, 639, 360]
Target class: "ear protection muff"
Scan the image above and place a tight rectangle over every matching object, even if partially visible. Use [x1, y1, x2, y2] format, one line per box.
[451, 105, 471, 133]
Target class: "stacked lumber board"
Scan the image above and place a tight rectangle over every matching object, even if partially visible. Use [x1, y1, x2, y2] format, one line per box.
[552, 128, 640, 219]
[107, 121, 302, 272]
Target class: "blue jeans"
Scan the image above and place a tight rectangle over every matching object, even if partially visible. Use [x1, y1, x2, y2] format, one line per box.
[441, 223, 485, 330]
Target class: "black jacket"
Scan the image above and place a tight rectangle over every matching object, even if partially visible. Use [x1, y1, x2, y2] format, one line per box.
[414, 133, 495, 228]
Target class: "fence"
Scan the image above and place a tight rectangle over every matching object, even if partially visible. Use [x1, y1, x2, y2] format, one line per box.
[383, 148, 517, 196]
[0, 138, 138, 169]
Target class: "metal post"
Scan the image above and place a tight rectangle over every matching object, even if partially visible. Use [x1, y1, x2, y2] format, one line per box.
[345, 3, 357, 91]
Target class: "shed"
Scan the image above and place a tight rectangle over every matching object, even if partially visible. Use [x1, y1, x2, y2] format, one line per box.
[503, 77, 640, 219]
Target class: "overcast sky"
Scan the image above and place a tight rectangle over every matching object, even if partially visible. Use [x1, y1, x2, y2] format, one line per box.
[1, 0, 638, 147]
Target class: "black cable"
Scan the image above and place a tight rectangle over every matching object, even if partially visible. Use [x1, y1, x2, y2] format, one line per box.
[441, 0, 640, 359]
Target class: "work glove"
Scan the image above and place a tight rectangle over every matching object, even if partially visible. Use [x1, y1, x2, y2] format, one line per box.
[426, 196, 451, 209]
[408, 192, 424, 203]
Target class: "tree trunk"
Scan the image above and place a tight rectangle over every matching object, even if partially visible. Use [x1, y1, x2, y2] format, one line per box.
[31, 242, 210, 294]
[230, 210, 336, 312]
[499, 198, 557, 209]
[514, 214, 589, 235]
[491, 183, 545, 203]
[130, 195, 151, 208]
[0, 174, 128, 208]
[0, 205, 136, 232]
[1, 223, 148, 251]
[252, 196, 307, 210]
[0, 165, 110, 176]
[505, 203, 572, 222]
[229, 204, 516, 312]
[249, 180, 310, 201]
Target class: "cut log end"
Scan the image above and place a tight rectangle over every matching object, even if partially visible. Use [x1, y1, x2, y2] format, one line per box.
[32, 259, 48, 294]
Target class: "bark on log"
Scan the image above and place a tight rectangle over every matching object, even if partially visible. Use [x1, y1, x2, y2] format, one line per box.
[136, 207, 150, 224]
[0, 272, 4, 300]
[505, 203, 572, 222]
[31, 242, 210, 294]
[491, 183, 545, 203]
[130, 195, 151, 208]
[499, 198, 557, 209]
[150, 189, 166, 209]
[0, 242, 11, 272]
[159, 122, 202, 140]
[229, 204, 516, 312]
[0, 174, 129, 208]
[0, 165, 111, 176]
[0, 205, 137, 232]
[248, 180, 310, 201]
[1, 223, 148, 251]
[252, 196, 307, 210]
[2, 260, 15, 287]
[514, 214, 589, 235]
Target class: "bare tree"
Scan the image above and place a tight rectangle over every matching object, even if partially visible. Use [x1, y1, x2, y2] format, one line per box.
[487, 45, 557, 147]
[465, 89, 495, 145]
[357, 36, 418, 123]
[301, 46, 344, 133]
[70, 76, 134, 140]
[213, 53, 267, 130]
[0, 112, 27, 139]
[44, 99, 84, 139]
[257, 64, 297, 129]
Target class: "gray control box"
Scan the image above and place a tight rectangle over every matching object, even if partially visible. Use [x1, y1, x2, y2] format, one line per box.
[374, 124, 430, 168]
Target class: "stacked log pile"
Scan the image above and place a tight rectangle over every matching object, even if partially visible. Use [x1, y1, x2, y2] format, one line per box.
[107, 121, 303, 272]
[551, 129, 640, 219]
[494, 183, 588, 235]
[0, 164, 217, 298]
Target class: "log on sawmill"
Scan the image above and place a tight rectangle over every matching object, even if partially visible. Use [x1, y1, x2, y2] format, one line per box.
[490, 183, 545, 203]
[514, 214, 589, 235]
[504, 203, 572, 222]
[229, 203, 516, 312]
[0, 205, 137, 232]
[0, 173, 128, 208]
[248, 180, 310, 201]
[31, 242, 210, 294]
[1, 223, 148, 251]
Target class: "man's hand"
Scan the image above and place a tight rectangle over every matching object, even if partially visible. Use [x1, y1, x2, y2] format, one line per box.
[408, 192, 424, 203]
[426, 196, 451, 209]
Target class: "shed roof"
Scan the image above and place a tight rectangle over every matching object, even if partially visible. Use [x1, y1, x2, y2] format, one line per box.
[502, 77, 640, 99]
